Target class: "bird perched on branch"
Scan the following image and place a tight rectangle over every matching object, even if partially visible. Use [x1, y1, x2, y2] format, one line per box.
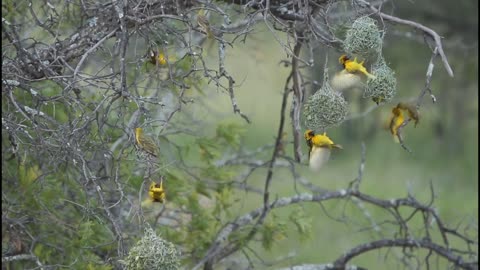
[304, 130, 342, 172]
[148, 48, 177, 67]
[197, 14, 214, 39]
[149, 179, 165, 203]
[330, 55, 375, 92]
[135, 127, 158, 157]
[149, 49, 167, 66]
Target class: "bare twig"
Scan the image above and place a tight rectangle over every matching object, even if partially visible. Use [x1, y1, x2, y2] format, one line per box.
[73, 30, 117, 80]
[416, 47, 438, 108]
[396, 119, 413, 153]
[333, 238, 476, 269]
[291, 36, 304, 162]
[194, 74, 292, 270]
[355, 0, 454, 77]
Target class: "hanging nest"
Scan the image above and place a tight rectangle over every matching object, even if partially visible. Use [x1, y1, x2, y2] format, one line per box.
[124, 227, 180, 270]
[303, 82, 349, 131]
[343, 16, 383, 59]
[364, 57, 397, 104]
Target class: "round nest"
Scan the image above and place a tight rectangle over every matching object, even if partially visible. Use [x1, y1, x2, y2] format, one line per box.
[125, 228, 180, 270]
[343, 16, 383, 59]
[303, 83, 349, 131]
[364, 58, 396, 104]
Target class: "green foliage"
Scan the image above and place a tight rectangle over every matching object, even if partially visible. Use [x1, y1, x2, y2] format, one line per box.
[33, 243, 55, 264]
[3, 1, 476, 269]
[125, 227, 180, 270]
[34, 80, 61, 94]
[260, 214, 287, 251]
[74, 220, 112, 250]
[2, 0, 28, 26]
[196, 121, 246, 163]
[289, 207, 312, 241]
[215, 122, 245, 149]
[201, 165, 236, 181]
[197, 137, 222, 162]
[3, 155, 116, 269]
[213, 187, 235, 218]
[163, 170, 190, 204]
[195, 180, 211, 198]
[184, 194, 219, 258]
[18, 163, 41, 189]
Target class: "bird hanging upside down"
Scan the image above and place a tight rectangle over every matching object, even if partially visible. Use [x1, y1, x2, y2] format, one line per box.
[149, 179, 166, 203]
[330, 54, 376, 92]
[304, 130, 342, 172]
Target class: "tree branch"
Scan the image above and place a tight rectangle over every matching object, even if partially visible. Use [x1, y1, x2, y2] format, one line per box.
[355, 0, 454, 77]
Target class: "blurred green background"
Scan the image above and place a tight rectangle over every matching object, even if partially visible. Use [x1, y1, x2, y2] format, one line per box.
[199, 3, 478, 268]
[2, 0, 477, 268]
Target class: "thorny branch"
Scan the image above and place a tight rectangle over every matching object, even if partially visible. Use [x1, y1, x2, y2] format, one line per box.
[199, 141, 475, 269]
[333, 238, 477, 269]
[194, 73, 293, 270]
[355, 0, 454, 77]
[218, 39, 251, 123]
[193, 146, 477, 268]
[394, 47, 439, 153]
[2, 0, 474, 269]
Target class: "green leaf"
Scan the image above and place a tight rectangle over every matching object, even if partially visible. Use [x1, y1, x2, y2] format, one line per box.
[215, 122, 245, 148]
[196, 137, 221, 162]
[289, 207, 312, 241]
[261, 215, 287, 251]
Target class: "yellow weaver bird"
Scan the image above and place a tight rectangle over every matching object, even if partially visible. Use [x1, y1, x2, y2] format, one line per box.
[304, 130, 342, 172]
[149, 179, 165, 203]
[339, 55, 376, 79]
[148, 49, 176, 67]
[388, 102, 420, 142]
[397, 102, 420, 127]
[135, 127, 158, 157]
[330, 55, 375, 92]
[389, 106, 405, 143]
[197, 14, 214, 39]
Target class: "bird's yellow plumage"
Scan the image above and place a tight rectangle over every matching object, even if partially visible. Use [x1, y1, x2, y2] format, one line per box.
[135, 127, 158, 157]
[149, 180, 165, 203]
[389, 107, 405, 143]
[388, 102, 420, 143]
[156, 53, 167, 66]
[397, 102, 420, 127]
[304, 130, 342, 172]
[331, 54, 376, 92]
[149, 49, 175, 66]
[339, 55, 376, 79]
[311, 132, 342, 149]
